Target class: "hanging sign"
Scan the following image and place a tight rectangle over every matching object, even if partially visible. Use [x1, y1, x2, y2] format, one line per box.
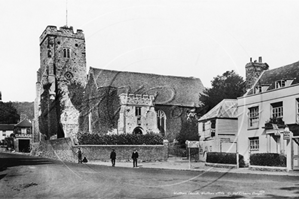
[283, 131, 291, 140]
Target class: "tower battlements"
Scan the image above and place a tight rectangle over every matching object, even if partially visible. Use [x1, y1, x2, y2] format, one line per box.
[119, 93, 155, 106]
[40, 25, 84, 44]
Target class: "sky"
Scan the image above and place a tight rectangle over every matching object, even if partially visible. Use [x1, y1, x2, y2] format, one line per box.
[0, 0, 298, 102]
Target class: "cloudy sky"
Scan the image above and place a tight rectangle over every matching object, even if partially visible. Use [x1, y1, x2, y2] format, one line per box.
[0, 0, 298, 102]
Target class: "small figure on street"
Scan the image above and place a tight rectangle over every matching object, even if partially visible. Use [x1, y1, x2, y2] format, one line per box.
[77, 148, 82, 163]
[110, 149, 116, 167]
[132, 149, 139, 168]
[82, 157, 88, 163]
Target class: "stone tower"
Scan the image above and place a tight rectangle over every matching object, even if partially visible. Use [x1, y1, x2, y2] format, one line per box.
[245, 56, 269, 90]
[34, 25, 86, 141]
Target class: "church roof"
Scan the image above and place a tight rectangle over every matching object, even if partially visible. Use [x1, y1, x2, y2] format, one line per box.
[88, 67, 204, 107]
[247, 61, 299, 95]
[198, 99, 238, 121]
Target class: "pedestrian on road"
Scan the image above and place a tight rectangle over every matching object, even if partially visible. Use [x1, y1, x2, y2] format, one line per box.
[77, 148, 82, 163]
[132, 149, 139, 168]
[110, 149, 116, 167]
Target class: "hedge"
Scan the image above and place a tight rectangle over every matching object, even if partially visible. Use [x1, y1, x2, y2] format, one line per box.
[250, 153, 286, 167]
[77, 132, 163, 145]
[206, 152, 245, 167]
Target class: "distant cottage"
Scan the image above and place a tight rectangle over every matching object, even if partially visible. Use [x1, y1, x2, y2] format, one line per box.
[34, 25, 204, 142]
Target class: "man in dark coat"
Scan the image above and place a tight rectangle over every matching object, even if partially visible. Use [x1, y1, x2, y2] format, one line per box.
[110, 149, 116, 167]
[77, 148, 82, 163]
[132, 149, 139, 168]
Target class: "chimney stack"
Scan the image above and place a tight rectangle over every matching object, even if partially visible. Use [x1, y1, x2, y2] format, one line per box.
[258, 56, 262, 63]
[250, 57, 252, 62]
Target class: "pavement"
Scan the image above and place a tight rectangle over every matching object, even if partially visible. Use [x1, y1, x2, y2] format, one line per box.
[88, 156, 299, 177]
[6, 151, 298, 177]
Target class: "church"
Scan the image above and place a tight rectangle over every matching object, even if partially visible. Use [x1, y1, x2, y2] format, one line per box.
[34, 25, 204, 142]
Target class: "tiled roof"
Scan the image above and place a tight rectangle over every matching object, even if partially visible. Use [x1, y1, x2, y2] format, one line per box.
[88, 67, 204, 107]
[0, 124, 15, 131]
[198, 99, 238, 121]
[15, 119, 32, 127]
[247, 61, 299, 95]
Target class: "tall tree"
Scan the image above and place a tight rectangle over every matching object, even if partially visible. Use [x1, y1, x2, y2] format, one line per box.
[199, 70, 245, 114]
[0, 102, 20, 124]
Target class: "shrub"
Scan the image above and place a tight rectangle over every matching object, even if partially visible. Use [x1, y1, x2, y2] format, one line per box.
[206, 152, 245, 167]
[250, 153, 286, 167]
[77, 132, 163, 145]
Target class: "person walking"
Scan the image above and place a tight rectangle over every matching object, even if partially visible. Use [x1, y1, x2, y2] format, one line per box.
[77, 148, 82, 163]
[132, 149, 139, 168]
[110, 149, 116, 167]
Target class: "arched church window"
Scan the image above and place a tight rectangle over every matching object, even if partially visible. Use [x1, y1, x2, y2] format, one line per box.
[157, 110, 166, 137]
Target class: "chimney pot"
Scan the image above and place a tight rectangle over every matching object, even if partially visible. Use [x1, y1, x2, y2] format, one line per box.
[250, 57, 252, 62]
[259, 56, 262, 63]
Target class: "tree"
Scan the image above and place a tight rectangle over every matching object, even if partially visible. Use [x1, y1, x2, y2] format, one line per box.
[176, 116, 199, 148]
[199, 70, 245, 114]
[0, 102, 20, 124]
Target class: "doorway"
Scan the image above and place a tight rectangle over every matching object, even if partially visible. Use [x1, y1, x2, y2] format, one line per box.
[18, 139, 30, 153]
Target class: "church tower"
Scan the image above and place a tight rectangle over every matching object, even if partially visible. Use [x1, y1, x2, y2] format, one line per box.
[34, 25, 86, 140]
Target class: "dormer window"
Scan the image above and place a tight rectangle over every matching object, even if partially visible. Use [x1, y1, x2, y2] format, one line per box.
[275, 80, 285, 88]
[255, 86, 262, 94]
[255, 84, 270, 93]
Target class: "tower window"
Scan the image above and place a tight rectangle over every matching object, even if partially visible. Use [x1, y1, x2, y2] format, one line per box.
[63, 48, 71, 58]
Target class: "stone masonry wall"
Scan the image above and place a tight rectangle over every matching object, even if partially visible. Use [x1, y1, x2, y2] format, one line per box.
[74, 144, 168, 162]
[31, 137, 169, 163]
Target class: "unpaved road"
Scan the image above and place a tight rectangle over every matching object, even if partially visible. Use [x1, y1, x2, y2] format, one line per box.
[0, 152, 298, 199]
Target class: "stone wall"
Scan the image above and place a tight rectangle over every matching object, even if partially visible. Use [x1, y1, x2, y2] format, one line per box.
[31, 138, 169, 163]
[74, 144, 168, 162]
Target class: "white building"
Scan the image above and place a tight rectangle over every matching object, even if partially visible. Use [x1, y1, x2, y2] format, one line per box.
[199, 99, 238, 154]
[237, 60, 299, 170]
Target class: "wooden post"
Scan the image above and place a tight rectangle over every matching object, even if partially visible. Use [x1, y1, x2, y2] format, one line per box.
[189, 148, 191, 169]
[236, 141, 239, 169]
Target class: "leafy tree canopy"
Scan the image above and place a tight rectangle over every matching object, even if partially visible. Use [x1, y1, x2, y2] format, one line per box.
[199, 70, 245, 115]
[0, 102, 20, 124]
[176, 116, 199, 148]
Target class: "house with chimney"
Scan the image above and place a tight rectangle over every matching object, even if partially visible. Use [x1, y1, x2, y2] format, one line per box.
[237, 57, 299, 170]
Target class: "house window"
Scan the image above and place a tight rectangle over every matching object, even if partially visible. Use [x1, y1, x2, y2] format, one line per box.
[248, 106, 259, 128]
[2, 131, 6, 137]
[275, 80, 285, 89]
[255, 86, 262, 94]
[202, 122, 205, 131]
[21, 128, 26, 134]
[63, 48, 71, 58]
[157, 110, 166, 136]
[249, 137, 259, 151]
[271, 102, 283, 118]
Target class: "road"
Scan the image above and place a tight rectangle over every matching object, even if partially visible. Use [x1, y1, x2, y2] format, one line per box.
[0, 152, 298, 199]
